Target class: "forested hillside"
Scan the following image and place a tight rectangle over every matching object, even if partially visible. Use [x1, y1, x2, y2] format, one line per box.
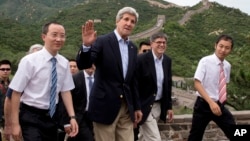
[0, 0, 249, 110]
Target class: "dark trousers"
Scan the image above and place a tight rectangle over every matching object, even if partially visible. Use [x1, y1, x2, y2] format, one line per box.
[67, 112, 94, 141]
[188, 97, 236, 141]
[20, 103, 58, 141]
[133, 126, 139, 141]
[57, 129, 66, 141]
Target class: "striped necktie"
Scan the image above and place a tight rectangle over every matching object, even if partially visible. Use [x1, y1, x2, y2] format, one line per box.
[219, 62, 227, 104]
[49, 57, 57, 117]
[86, 76, 93, 111]
[88, 76, 93, 91]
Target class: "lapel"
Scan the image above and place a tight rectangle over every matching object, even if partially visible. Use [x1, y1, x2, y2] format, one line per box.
[77, 71, 87, 94]
[162, 55, 168, 84]
[80, 71, 87, 94]
[125, 41, 136, 81]
[109, 33, 124, 79]
[147, 51, 157, 85]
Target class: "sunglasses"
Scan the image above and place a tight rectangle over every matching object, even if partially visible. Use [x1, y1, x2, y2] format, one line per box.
[142, 49, 150, 53]
[0, 68, 11, 71]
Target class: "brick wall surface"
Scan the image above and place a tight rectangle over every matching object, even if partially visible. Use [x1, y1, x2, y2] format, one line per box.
[157, 111, 250, 141]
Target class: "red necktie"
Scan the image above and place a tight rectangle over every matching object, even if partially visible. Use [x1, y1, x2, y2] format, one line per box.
[219, 63, 227, 103]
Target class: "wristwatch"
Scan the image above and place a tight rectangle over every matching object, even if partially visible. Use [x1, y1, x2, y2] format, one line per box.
[69, 115, 76, 119]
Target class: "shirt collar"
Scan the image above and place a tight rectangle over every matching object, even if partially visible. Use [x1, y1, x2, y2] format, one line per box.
[84, 70, 94, 78]
[213, 53, 224, 65]
[152, 50, 163, 62]
[41, 47, 59, 62]
[114, 30, 129, 44]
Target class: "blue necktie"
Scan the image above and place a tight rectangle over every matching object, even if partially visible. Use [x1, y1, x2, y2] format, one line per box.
[88, 76, 93, 92]
[49, 57, 57, 117]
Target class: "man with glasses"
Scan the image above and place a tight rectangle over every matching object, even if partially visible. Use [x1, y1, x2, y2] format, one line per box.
[9, 21, 78, 141]
[0, 60, 11, 90]
[138, 41, 151, 54]
[0, 59, 12, 140]
[136, 32, 173, 141]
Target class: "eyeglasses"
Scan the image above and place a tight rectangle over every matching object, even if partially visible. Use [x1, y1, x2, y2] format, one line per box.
[47, 33, 66, 40]
[142, 49, 150, 53]
[153, 41, 166, 45]
[0, 68, 11, 71]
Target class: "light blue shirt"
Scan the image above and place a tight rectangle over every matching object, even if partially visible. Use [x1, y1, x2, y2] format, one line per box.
[84, 70, 94, 111]
[114, 30, 129, 78]
[82, 30, 129, 79]
[152, 51, 164, 101]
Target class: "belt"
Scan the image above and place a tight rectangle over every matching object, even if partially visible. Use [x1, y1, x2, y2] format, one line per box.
[197, 97, 223, 105]
[197, 96, 205, 102]
[20, 103, 49, 115]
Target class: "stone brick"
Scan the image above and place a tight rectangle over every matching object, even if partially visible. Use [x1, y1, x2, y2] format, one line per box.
[157, 111, 250, 141]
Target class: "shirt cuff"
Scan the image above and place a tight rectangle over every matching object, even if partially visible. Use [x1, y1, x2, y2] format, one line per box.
[64, 124, 71, 128]
[82, 44, 91, 52]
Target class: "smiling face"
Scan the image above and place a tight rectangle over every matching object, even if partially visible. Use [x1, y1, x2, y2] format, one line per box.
[151, 37, 167, 58]
[116, 13, 136, 39]
[214, 39, 232, 61]
[42, 23, 66, 56]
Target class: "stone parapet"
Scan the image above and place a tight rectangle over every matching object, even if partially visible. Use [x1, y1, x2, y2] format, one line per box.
[157, 111, 250, 141]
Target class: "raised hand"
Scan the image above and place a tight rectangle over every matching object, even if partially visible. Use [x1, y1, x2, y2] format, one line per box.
[82, 20, 97, 46]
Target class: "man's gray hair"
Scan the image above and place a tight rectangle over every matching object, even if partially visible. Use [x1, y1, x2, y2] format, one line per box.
[28, 44, 43, 54]
[116, 7, 139, 23]
[150, 32, 168, 42]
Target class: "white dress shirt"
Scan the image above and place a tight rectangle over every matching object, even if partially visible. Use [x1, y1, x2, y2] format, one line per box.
[194, 53, 231, 101]
[9, 47, 74, 109]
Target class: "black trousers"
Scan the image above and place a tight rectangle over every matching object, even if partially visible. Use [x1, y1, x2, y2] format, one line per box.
[20, 103, 58, 141]
[188, 97, 236, 141]
[133, 126, 139, 141]
[57, 129, 66, 141]
[67, 112, 94, 141]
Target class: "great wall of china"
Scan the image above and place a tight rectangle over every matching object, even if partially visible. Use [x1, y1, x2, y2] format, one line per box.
[129, 0, 211, 41]
[132, 1, 250, 140]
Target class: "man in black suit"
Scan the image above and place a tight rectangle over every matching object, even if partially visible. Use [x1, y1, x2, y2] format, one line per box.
[76, 7, 142, 141]
[58, 65, 95, 141]
[136, 32, 174, 141]
[69, 65, 95, 141]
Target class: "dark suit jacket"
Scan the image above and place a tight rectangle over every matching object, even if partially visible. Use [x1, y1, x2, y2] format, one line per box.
[58, 71, 87, 127]
[136, 51, 172, 124]
[76, 32, 140, 124]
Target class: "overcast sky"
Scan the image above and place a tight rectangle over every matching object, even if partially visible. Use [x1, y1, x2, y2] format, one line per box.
[164, 0, 250, 15]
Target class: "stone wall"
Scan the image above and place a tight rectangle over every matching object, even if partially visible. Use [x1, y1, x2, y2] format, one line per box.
[129, 15, 165, 41]
[158, 111, 250, 141]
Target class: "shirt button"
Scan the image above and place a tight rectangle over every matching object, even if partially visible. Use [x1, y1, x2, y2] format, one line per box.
[150, 105, 153, 108]
[120, 95, 123, 98]
[153, 94, 156, 96]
